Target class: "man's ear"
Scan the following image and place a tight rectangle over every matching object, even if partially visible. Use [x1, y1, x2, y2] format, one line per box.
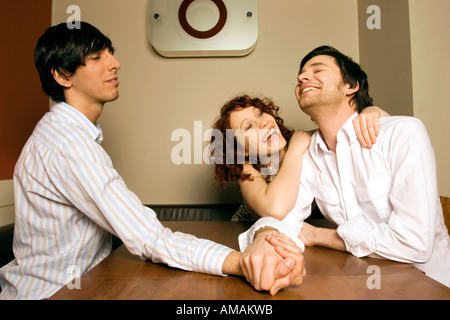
[346, 81, 360, 96]
[51, 68, 72, 88]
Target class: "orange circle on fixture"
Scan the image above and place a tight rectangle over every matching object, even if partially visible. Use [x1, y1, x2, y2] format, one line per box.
[178, 0, 227, 39]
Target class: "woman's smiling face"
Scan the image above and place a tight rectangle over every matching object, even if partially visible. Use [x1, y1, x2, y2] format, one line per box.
[228, 106, 287, 159]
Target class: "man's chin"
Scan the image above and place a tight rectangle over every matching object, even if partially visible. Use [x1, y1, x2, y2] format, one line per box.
[298, 102, 313, 112]
[105, 93, 120, 103]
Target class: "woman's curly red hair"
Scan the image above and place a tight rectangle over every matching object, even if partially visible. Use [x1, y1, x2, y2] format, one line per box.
[210, 95, 294, 188]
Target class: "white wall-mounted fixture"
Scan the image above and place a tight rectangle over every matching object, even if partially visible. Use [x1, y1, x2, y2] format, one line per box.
[148, 0, 258, 57]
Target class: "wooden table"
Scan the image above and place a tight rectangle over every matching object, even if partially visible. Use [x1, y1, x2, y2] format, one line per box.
[50, 221, 450, 300]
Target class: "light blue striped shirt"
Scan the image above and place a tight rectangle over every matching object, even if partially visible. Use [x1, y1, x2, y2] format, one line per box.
[0, 102, 233, 300]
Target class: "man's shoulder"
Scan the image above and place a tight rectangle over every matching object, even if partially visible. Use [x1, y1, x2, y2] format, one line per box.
[34, 111, 92, 149]
[380, 116, 427, 135]
[378, 116, 430, 149]
[380, 115, 423, 126]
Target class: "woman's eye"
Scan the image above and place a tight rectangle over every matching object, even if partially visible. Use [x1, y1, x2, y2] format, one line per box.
[246, 124, 253, 131]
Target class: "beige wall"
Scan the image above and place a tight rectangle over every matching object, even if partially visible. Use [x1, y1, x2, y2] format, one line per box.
[358, 0, 414, 116]
[0, 180, 14, 226]
[52, 0, 359, 205]
[2, 0, 448, 227]
[409, 0, 450, 197]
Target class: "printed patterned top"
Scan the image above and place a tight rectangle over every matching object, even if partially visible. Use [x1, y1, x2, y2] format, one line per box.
[231, 167, 277, 223]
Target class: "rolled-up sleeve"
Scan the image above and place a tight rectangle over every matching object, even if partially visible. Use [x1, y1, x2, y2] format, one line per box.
[239, 217, 305, 252]
[337, 214, 377, 257]
[238, 177, 313, 253]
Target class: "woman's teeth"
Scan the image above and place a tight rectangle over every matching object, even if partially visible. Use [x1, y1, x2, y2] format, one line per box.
[264, 128, 275, 142]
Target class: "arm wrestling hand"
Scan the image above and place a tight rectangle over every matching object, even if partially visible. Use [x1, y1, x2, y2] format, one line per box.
[266, 233, 306, 295]
[240, 227, 305, 296]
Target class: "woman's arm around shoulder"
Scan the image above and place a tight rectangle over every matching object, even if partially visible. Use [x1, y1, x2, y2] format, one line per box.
[239, 130, 311, 220]
[353, 106, 390, 148]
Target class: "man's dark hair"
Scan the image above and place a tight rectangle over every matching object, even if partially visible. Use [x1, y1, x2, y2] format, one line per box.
[299, 45, 373, 113]
[34, 21, 114, 102]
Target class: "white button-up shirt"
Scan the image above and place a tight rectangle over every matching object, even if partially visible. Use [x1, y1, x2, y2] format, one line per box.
[240, 113, 450, 287]
[0, 102, 233, 300]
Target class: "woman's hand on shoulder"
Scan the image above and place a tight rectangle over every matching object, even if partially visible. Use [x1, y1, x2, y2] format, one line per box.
[353, 106, 390, 148]
[288, 130, 312, 154]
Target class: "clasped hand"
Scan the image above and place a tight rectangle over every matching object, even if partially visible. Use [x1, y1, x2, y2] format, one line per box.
[240, 229, 306, 295]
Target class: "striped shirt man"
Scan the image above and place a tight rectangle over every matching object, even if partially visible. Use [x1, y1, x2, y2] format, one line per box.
[0, 102, 234, 299]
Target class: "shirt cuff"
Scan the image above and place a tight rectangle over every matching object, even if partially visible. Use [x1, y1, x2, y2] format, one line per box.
[192, 241, 235, 276]
[337, 214, 377, 257]
[238, 217, 305, 252]
[142, 224, 234, 277]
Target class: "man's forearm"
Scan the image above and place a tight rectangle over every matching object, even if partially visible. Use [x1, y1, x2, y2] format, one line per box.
[222, 251, 243, 276]
[315, 228, 347, 252]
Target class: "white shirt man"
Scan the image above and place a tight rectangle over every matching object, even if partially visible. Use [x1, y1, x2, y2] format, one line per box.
[242, 113, 450, 286]
[240, 47, 450, 287]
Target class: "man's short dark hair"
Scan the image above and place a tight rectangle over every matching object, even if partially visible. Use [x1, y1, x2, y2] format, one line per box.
[34, 21, 114, 102]
[299, 45, 373, 113]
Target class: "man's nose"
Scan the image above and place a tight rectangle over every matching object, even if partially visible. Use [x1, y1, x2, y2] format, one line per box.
[106, 51, 121, 70]
[297, 72, 310, 84]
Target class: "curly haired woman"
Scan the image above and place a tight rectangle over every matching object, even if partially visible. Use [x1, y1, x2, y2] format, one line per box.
[210, 95, 388, 222]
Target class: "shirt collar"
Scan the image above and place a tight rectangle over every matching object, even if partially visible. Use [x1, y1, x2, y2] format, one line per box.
[50, 102, 104, 144]
[311, 112, 359, 154]
[337, 112, 359, 145]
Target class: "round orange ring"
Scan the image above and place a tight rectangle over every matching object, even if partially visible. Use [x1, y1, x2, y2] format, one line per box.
[178, 0, 227, 39]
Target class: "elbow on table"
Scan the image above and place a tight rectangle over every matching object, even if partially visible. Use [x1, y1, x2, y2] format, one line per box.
[400, 240, 433, 264]
[411, 245, 433, 263]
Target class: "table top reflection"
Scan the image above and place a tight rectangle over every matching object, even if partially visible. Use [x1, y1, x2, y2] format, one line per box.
[50, 221, 450, 300]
